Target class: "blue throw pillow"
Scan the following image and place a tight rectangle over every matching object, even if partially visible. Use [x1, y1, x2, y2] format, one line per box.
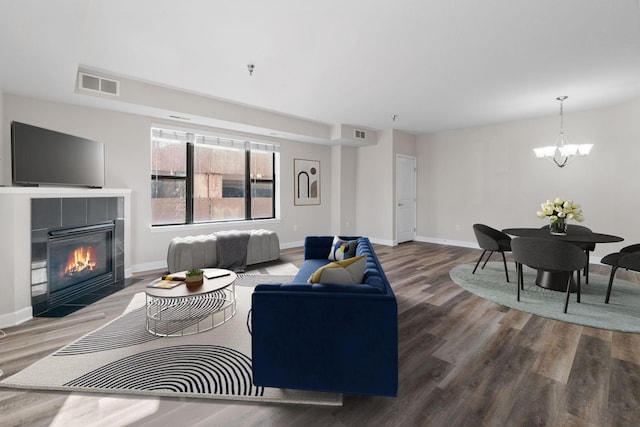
[329, 236, 358, 261]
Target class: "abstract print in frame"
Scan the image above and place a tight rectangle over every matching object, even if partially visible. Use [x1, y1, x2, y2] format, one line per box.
[294, 159, 320, 205]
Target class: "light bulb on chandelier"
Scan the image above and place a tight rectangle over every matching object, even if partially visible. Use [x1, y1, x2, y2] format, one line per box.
[533, 96, 593, 168]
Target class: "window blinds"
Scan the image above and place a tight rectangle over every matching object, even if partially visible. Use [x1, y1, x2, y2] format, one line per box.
[151, 127, 279, 153]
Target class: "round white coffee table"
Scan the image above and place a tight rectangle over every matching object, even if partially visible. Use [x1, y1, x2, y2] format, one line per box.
[145, 268, 237, 337]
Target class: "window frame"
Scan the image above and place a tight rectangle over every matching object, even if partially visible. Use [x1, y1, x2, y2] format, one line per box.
[151, 126, 278, 227]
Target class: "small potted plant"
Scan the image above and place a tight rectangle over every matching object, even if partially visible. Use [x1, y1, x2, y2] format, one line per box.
[185, 268, 204, 288]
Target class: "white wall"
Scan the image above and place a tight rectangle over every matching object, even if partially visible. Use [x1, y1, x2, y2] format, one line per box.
[80, 68, 331, 141]
[7, 91, 637, 270]
[393, 129, 417, 158]
[2, 94, 333, 272]
[417, 97, 640, 257]
[356, 128, 394, 244]
[330, 144, 357, 236]
[0, 91, 4, 175]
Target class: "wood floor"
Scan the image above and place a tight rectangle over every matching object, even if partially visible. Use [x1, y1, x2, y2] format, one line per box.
[2, 241, 640, 427]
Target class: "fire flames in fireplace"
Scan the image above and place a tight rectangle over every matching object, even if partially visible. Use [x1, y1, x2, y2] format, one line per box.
[63, 246, 97, 278]
[40, 222, 116, 316]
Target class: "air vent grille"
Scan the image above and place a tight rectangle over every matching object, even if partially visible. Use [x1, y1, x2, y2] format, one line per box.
[354, 129, 366, 140]
[78, 72, 120, 96]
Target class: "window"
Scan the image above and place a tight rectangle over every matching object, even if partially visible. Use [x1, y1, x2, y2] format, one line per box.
[151, 127, 278, 226]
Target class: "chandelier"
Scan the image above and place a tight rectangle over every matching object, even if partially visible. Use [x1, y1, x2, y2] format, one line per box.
[533, 96, 593, 168]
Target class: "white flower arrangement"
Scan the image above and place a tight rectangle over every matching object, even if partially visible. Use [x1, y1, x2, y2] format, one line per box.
[536, 198, 584, 234]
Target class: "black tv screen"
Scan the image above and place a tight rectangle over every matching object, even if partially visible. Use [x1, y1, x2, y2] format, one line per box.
[11, 121, 105, 188]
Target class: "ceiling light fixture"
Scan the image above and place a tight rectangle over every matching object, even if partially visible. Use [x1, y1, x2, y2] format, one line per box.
[533, 96, 593, 168]
[391, 114, 398, 122]
[247, 64, 255, 76]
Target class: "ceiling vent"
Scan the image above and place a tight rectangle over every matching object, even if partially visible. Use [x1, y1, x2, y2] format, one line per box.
[354, 129, 366, 140]
[78, 72, 120, 96]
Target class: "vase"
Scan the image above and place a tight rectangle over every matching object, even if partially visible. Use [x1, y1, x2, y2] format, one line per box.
[185, 274, 204, 288]
[550, 217, 567, 235]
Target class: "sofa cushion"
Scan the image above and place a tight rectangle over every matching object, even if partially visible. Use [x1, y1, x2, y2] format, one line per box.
[328, 236, 358, 261]
[308, 256, 366, 285]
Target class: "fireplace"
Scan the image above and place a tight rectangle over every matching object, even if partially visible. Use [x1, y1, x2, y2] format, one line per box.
[47, 223, 115, 309]
[31, 196, 125, 317]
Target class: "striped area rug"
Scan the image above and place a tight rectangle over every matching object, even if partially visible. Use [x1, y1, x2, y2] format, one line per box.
[0, 275, 342, 406]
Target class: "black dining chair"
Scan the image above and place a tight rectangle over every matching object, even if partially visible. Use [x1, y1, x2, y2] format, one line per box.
[472, 224, 513, 282]
[601, 244, 640, 303]
[569, 224, 596, 284]
[511, 237, 587, 313]
[539, 224, 595, 284]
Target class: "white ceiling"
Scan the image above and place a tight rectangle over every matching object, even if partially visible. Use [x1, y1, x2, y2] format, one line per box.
[1, 0, 640, 137]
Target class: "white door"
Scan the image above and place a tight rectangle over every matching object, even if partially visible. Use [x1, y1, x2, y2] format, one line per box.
[396, 155, 416, 243]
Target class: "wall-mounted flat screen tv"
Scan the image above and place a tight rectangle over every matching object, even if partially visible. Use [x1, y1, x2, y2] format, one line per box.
[11, 121, 105, 188]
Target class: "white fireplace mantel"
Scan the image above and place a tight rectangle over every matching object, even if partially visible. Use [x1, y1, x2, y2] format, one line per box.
[0, 187, 131, 328]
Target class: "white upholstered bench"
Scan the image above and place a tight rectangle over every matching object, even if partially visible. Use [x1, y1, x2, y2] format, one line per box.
[166, 229, 280, 273]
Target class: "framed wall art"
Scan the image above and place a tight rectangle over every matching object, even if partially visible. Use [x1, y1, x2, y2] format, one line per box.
[294, 158, 320, 206]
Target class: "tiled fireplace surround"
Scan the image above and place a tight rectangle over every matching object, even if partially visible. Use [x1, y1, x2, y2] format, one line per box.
[31, 197, 125, 316]
[0, 188, 131, 328]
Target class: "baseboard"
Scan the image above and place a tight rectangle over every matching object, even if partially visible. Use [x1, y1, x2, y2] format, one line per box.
[416, 235, 479, 249]
[0, 306, 32, 329]
[128, 260, 167, 275]
[369, 237, 395, 246]
[280, 240, 304, 250]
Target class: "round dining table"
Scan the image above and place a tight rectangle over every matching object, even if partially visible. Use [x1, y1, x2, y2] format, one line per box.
[502, 227, 623, 291]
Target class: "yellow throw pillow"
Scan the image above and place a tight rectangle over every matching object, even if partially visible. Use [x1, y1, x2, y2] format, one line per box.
[308, 256, 366, 285]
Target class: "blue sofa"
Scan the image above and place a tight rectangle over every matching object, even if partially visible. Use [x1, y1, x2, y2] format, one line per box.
[250, 236, 398, 397]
